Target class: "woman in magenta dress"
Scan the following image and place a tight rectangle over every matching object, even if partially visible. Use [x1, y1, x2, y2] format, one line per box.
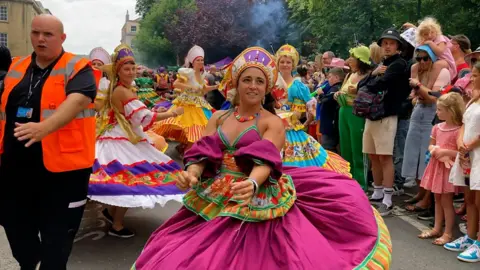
[132, 47, 392, 270]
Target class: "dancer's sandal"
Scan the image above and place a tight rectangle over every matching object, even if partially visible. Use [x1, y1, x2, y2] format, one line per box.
[405, 204, 428, 212]
[418, 230, 441, 239]
[432, 234, 453, 246]
[404, 197, 420, 204]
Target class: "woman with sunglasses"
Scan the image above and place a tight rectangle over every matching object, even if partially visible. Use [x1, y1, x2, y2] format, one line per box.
[402, 45, 451, 216]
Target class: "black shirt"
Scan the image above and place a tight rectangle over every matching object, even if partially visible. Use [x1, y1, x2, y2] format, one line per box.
[366, 54, 410, 118]
[2, 52, 97, 168]
[319, 82, 341, 136]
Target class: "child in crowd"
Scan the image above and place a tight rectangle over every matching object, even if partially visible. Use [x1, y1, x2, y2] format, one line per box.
[412, 17, 457, 89]
[304, 98, 317, 138]
[418, 93, 464, 246]
[444, 62, 480, 263]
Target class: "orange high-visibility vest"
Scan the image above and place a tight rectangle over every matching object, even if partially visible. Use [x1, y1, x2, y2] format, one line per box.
[0, 52, 98, 172]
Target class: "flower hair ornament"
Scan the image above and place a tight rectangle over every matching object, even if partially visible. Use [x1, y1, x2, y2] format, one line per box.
[275, 44, 300, 67]
[219, 47, 278, 104]
[89, 47, 111, 65]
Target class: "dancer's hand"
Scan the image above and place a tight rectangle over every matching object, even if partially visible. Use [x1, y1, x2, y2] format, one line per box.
[176, 171, 199, 190]
[174, 107, 184, 116]
[231, 180, 254, 206]
[155, 107, 167, 112]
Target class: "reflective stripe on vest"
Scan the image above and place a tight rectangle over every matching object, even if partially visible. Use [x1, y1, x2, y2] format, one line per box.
[50, 55, 85, 86]
[5, 70, 23, 79]
[0, 53, 96, 172]
[5, 56, 87, 91]
[42, 108, 96, 119]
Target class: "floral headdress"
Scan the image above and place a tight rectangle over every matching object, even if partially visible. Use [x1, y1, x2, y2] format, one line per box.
[275, 44, 300, 67]
[219, 47, 278, 101]
[113, 44, 135, 72]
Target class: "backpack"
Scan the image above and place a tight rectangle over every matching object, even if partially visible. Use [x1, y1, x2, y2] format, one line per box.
[352, 73, 387, 120]
[157, 74, 169, 89]
[353, 58, 408, 121]
[353, 85, 387, 120]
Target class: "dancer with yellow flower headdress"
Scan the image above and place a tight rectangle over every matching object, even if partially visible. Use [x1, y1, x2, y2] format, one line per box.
[275, 44, 351, 176]
[149, 45, 218, 154]
[132, 47, 391, 270]
[89, 44, 185, 238]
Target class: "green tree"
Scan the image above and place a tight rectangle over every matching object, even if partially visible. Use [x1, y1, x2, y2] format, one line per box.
[287, 0, 480, 58]
[133, 0, 195, 66]
[420, 0, 480, 48]
[135, 0, 160, 18]
[287, 0, 418, 58]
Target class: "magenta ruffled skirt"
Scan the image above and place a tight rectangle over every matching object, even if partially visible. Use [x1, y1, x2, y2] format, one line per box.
[132, 167, 391, 270]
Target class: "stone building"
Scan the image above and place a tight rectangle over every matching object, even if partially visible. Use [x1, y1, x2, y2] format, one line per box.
[120, 10, 140, 49]
[0, 0, 51, 56]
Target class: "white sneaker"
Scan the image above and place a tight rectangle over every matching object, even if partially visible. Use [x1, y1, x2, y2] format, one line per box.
[393, 185, 404, 196]
[403, 178, 417, 188]
[457, 241, 480, 263]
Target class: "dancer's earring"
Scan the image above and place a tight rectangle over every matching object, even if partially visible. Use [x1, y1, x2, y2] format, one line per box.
[262, 96, 265, 105]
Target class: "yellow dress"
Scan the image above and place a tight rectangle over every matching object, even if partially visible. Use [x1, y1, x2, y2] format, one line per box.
[149, 68, 213, 144]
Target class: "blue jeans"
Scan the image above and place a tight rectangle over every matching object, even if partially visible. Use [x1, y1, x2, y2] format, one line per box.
[393, 119, 409, 187]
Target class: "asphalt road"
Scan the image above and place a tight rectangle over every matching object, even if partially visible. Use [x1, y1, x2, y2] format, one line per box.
[0, 144, 478, 269]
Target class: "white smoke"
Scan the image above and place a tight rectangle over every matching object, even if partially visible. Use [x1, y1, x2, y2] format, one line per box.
[249, 0, 296, 50]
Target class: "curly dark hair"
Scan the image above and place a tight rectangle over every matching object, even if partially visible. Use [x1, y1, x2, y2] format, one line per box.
[262, 93, 276, 114]
[296, 65, 308, 77]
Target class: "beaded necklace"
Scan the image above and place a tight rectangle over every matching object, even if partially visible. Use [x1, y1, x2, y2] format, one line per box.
[234, 107, 260, 122]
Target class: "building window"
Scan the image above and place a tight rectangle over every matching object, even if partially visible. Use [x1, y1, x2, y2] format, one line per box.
[0, 6, 7, 21]
[131, 25, 137, 32]
[0, 33, 7, 47]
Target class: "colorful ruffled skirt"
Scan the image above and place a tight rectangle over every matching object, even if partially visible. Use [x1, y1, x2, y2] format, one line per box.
[145, 130, 168, 153]
[89, 125, 184, 208]
[149, 93, 213, 144]
[278, 112, 351, 177]
[153, 100, 173, 111]
[137, 88, 162, 109]
[131, 166, 392, 269]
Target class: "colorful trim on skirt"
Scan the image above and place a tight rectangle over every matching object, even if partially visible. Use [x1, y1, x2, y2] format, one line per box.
[89, 159, 182, 196]
[150, 104, 212, 144]
[323, 150, 352, 178]
[137, 88, 162, 109]
[354, 207, 392, 269]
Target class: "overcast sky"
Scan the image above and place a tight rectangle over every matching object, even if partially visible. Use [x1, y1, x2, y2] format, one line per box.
[41, 0, 138, 55]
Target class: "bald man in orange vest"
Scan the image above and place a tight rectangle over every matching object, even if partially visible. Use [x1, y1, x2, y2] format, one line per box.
[0, 14, 99, 270]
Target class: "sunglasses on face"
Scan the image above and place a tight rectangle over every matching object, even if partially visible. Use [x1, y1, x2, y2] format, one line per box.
[415, 56, 431, 62]
[471, 58, 478, 64]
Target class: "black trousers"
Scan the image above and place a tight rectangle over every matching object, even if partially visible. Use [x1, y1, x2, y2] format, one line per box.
[0, 161, 90, 270]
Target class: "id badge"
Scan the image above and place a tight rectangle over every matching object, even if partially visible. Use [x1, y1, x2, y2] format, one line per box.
[16, 107, 33, 119]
